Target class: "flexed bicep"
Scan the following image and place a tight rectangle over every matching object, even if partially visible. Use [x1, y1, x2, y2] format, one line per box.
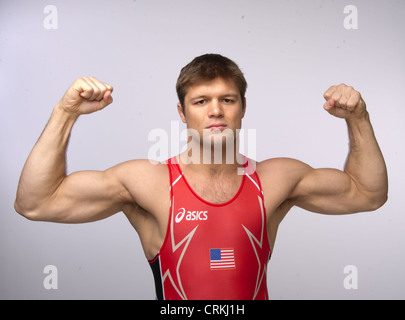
[292, 166, 375, 215]
[20, 167, 131, 223]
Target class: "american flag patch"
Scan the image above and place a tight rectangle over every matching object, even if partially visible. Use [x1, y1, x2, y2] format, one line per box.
[210, 248, 235, 270]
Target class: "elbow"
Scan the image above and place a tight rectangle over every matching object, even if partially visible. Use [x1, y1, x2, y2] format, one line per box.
[365, 193, 388, 212]
[14, 199, 41, 221]
[376, 193, 388, 210]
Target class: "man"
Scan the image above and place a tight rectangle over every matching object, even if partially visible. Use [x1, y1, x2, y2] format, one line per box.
[15, 54, 388, 300]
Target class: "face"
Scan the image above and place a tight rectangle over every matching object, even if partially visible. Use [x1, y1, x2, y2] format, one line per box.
[177, 77, 246, 146]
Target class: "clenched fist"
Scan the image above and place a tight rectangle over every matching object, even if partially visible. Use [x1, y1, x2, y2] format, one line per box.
[58, 77, 114, 115]
[323, 84, 367, 120]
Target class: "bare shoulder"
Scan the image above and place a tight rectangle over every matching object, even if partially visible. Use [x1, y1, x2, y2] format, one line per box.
[109, 159, 168, 181]
[256, 158, 312, 201]
[256, 157, 311, 178]
[107, 159, 169, 212]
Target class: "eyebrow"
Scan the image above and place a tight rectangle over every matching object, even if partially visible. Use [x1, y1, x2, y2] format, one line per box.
[190, 93, 239, 101]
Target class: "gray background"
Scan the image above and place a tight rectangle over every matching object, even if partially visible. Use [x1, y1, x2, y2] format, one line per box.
[1, 0, 404, 299]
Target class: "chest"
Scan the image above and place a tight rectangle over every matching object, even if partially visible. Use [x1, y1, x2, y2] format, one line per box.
[185, 174, 243, 204]
[169, 170, 268, 254]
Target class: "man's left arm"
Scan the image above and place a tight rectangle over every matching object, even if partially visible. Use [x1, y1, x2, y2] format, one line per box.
[292, 84, 388, 214]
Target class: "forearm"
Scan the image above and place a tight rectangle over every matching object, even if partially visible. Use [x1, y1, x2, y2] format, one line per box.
[344, 112, 388, 206]
[15, 103, 79, 216]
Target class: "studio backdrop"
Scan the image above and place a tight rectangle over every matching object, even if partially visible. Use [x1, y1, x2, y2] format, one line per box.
[1, 0, 404, 299]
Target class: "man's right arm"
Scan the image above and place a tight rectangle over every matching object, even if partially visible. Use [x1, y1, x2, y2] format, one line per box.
[14, 77, 132, 223]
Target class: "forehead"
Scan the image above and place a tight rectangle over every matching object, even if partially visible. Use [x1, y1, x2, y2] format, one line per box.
[185, 77, 239, 99]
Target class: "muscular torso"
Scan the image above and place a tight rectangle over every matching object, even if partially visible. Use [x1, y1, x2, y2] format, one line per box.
[120, 158, 297, 260]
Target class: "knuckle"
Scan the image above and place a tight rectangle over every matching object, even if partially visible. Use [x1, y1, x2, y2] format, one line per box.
[340, 96, 348, 105]
[347, 103, 356, 110]
[74, 77, 85, 87]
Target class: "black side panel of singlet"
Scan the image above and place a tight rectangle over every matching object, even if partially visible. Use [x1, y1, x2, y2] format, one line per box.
[149, 257, 164, 300]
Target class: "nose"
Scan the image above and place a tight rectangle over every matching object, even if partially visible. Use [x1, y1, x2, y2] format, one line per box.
[208, 99, 224, 118]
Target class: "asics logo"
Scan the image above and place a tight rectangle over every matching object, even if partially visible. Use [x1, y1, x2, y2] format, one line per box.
[175, 208, 208, 223]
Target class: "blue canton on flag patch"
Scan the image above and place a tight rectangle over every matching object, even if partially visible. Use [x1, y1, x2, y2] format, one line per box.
[210, 249, 221, 260]
[210, 248, 235, 270]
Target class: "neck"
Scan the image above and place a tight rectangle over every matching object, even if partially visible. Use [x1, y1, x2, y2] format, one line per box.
[179, 136, 245, 176]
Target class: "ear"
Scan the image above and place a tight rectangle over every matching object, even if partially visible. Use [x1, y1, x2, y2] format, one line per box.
[241, 97, 247, 119]
[177, 102, 187, 124]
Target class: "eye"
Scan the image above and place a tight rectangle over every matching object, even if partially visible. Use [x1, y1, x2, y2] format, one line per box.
[223, 98, 234, 104]
[195, 100, 206, 105]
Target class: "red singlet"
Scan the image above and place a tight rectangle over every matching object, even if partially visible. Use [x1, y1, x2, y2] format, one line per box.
[149, 156, 271, 300]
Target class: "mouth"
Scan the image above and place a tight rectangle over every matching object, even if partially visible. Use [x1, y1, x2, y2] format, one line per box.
[206, 123, 227, 131]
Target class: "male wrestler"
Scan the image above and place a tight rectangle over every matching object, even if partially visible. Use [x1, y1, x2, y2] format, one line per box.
[15, 54, 388, 300]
